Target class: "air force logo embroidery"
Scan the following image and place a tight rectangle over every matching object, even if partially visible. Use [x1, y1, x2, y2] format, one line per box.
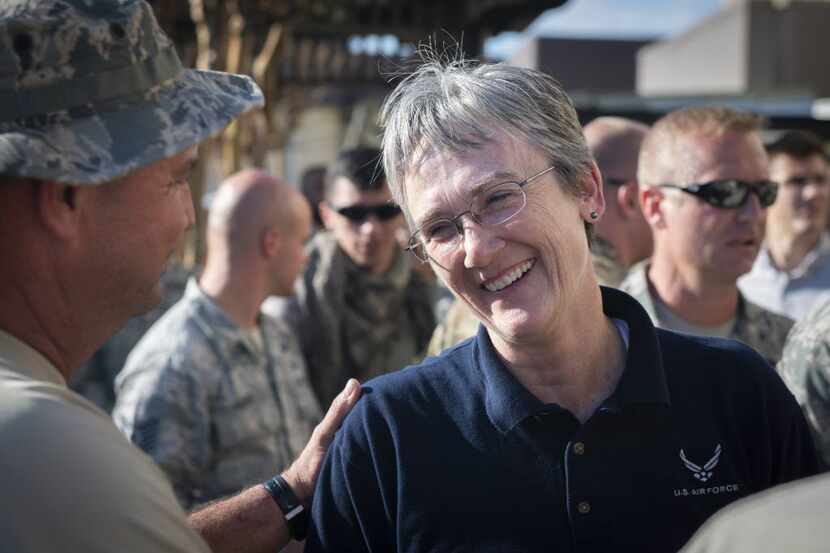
[680, 444, 722, 483]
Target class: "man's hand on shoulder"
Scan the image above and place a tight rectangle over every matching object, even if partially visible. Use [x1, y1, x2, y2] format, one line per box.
[189, 378, 361, 553]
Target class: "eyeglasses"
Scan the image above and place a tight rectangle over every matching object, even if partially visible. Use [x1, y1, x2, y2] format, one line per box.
[406, 165, 557, 264]
[657, 179, 778, 209]
[333, 203, 401, 223]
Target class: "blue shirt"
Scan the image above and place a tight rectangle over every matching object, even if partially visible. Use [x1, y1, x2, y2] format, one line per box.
[739, 233, 830, 321]
[307, 287, 819, 553]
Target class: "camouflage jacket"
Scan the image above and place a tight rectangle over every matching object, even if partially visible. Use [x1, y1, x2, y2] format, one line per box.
[621, 261, 794, 366]
[778, 298, 830, 467]
[264, 232, 436, 407]
[113, 279, 322, 509]
[426, 239, 628, 356]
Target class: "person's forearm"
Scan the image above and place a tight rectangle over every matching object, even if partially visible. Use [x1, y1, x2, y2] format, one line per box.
[189, 379, 360, 553]
[189, 485, 289, 553]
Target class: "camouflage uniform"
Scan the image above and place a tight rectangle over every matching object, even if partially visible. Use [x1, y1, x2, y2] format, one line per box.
[264, 232, 436, 407]
[113, 279, 323, 509]
[777, 298, 830, 466]
[70, 262, 191, 412]
[621, 261, 794, 366]
[427, 237, 628, 356]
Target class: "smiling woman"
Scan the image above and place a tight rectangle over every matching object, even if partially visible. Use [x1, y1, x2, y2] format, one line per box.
[304, 54, 821, 553]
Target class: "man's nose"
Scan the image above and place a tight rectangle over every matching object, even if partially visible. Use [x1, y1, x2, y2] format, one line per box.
[357, 214, 383, 235]
[737, 188, 764, 219]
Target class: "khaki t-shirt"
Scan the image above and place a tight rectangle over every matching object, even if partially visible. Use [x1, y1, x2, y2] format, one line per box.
[0, 329, 210, 553]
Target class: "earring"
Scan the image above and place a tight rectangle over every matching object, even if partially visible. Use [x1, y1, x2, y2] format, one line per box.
[589, 210, 599, 220]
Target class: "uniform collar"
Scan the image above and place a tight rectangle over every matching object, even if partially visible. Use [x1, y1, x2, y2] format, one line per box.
[477, 286, 671, 434]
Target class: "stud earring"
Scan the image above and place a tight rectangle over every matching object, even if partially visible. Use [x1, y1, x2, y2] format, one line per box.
[589, 210, 599, 220]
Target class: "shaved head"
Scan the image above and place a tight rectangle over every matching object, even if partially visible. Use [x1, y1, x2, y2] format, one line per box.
[583, 117, 649, 184]
[207, 169, 305, 259]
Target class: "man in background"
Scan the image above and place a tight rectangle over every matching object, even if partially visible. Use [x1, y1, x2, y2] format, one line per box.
[265, 147, 435, 406]
[114, 170, 323, 508]
[621, 106, 793, 365]
[739, 130, 830, 320]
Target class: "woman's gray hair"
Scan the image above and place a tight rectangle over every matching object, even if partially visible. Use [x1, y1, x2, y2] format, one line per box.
[380, 55, 594, 222]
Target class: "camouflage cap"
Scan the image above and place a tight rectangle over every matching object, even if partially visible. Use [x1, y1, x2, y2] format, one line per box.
[0, 0, 264, 185]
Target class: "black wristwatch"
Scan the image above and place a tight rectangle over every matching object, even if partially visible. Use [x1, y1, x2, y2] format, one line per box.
[263, 475, 309, 541]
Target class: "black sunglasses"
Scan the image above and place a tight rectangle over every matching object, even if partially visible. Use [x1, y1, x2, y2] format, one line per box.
[657, 179, 778, 209]
[334, 203, 401, 222]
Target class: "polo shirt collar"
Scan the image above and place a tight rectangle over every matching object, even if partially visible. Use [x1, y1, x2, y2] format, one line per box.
[477, 286, 670, 434]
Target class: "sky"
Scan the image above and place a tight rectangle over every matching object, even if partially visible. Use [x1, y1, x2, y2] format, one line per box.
[484, 0, 724, 60]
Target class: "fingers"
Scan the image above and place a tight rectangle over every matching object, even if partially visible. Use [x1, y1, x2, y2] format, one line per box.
[314, 379, 361, 445]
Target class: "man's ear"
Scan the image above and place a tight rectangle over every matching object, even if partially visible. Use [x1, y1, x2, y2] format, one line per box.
[262, 226, 280, 258]
[640, 185, 669, 230]
[318, 201, 336, 231]
[617, 183, 642, 220]
[33, 181, 83, 240]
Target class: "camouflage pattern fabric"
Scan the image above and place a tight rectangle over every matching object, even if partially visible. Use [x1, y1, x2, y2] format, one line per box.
[778, 298, 830, 466]
[426, 238, 628, 356]
[591, 235, 628, 288]
[70, 262, 190, 412]
[264, 232, 436, 407]
[0, 0, 263, 185]
[113, 278, 322, 509]
[621, 261, 794, 366]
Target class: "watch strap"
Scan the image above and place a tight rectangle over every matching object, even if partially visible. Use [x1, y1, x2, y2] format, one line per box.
[263, 475, 308, 541]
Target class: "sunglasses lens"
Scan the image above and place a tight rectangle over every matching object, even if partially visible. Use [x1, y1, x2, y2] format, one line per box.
[698, 180, 778, 209]
[756, 182, 778, 207]
[336, 204, 401, 222]
[376, 205, 402, 220]
[698, 181, 746, 208]
[337, 206, 369, 222]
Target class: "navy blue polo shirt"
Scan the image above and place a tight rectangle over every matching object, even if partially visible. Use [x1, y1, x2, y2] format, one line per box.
[307, 287, 819, 553]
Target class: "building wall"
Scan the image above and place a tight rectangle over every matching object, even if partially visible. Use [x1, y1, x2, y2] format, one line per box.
[637, 4, 749, 96]
[509, 37, 650, 93]
[748, 1, 830, 96]
[639, 0, 830, 97]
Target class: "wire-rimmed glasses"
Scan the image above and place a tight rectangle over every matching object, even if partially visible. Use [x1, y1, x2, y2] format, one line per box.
[405, 165, 557, 264]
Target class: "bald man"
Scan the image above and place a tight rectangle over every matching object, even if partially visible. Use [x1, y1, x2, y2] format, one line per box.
[113, 170, 323, 509]
[583, 116, 652, 286]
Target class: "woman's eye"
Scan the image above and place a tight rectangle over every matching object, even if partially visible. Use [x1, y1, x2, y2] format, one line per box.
[424, 221, 456, 242]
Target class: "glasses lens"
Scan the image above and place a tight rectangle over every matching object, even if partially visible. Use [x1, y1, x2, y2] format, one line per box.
[696, 180, 778, 209]
[755, 181, 778, 207]
[336, 204, 401, 222]
[375, 204, 402, 220]
[692, 180, 745, 208]
[336, 205, 369, 222]
[406, 234, 430, 262]
[474, 182, 526, 226]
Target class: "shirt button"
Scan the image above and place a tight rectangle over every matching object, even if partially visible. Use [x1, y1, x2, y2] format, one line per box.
[577, 501, 591, 515]
[573, 442, 585, 455]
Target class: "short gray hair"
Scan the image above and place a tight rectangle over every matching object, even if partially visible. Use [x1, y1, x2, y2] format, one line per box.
[380, 56, 593, 223]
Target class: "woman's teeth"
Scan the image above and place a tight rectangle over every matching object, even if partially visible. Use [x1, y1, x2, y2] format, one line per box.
[484, 260, 535, 292]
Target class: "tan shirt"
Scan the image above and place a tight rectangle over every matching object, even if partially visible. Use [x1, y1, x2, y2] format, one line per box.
[0, 329, 209, 553]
